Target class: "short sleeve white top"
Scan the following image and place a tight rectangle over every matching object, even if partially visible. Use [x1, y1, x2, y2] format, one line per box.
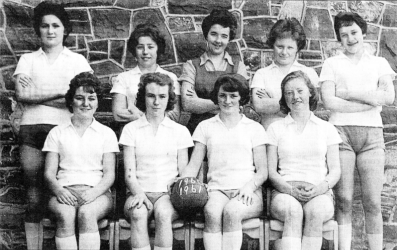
[119, 115, 193, 192]
[13, 47, 93, 125]
[193, 115, 268, 190]
[110, 65, 181, 110]
[42, 119, 119, 187]
[320, 51, 396, 127]
[250, 61, 319, 101]
[267, 113, 342, 185]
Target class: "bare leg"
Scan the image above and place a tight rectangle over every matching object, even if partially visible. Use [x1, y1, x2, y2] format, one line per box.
[153, 195, 179, 248]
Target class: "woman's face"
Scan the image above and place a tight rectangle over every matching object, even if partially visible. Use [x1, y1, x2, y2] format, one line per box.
[40, 14, 65, 48]
[136, 36, 158, 68]
[72, 86, 98, 119]
[273, 37, 299, 67]
[145, 82, 169, 117]
[217, 86, 241, 115]
[206, 24, 230, 56]
[339, 22, 365, 57]
[284, 77, 311, 112]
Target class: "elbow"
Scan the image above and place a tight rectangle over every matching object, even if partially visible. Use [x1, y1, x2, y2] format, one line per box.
[181, 97, 192, 112]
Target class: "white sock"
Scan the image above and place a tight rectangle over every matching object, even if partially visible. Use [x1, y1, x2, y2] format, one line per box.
[367, 233, 383, 250]
[338, 224, 352, 250]
[204, 231, 222, 250]
[55, 235, 78, 250]
[301, 236, 322, 250]
[222, 230, 243, 250]
[154, 246, 172, 250]
[78, 232, 100, 250]
[25, 222, 40, 250]
[280, 236, 301, 250]
[131, 245, 151, 250]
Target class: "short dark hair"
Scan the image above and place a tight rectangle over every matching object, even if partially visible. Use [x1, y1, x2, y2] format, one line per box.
[135, 73, 176, 112]
[334, 12, 367, 42]
[33, 1, 72, 43]
[127, 23, 166, 57]
[210, 73, 250, 106]
[202, 9, 237, 41]
[266, 18, 306, 51]
[65, 72, 101, 113]
[279, 70, 318, 114]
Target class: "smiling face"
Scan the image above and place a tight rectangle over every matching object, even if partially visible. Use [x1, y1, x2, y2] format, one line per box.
[136, 36, 158, 68]
[206, 24, 230, 56]
[72, 86, 98, 119]
[339, 22, 365, 57]
[39, 14, 65, 48]
[284, 77, 311, 113]
[217, 86, 241, 115]
[145, 82, 169, 117]
[273, 37, 299, 67]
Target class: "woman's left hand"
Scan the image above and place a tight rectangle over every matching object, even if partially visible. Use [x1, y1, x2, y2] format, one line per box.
[237, 184, 256, 206]
[300, 182, 328, 200]
[79, 189, 100, 205]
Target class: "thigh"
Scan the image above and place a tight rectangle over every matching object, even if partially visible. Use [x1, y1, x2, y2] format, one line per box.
[333, 149, 356, 200]
[79, 192, 113, 221]
[270, 192, 303, 222]
[20, 145, 45, 181]
[153, 194, 179, 222]
[303, 194, 334, 222]
[124, 195, 152, 221]
[204, 191, 230, 218]
[226, 188, 263, 220]
[48, 196, 77, 222]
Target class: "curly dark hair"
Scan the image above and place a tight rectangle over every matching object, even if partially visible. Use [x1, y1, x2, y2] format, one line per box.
[210, 73, 250, 106]
[127, 23, 166, 57]
[266, 18, 306, 51]
[279, 70, 318, 114]
[33, 1, 72, 43]
[202, 9, 237, 41]
[334, 12, 367, 42]
[65, 72, 101, 113]
[135, 73, 176, 112]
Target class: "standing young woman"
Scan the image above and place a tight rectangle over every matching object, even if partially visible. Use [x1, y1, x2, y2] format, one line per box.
[43, 72, 119, 250]
[12, 2, 92, 249]
[111, 24, 180, 123]
[119, 73, 193, 250]
[251, 18, 319, 129]
[181, 74, 268, 250]
[179, 9, 248, 133]
[267, 71, 341, 250]
[320, 12, 395, 250]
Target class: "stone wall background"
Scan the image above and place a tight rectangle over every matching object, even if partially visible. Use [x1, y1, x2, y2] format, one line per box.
[2, 0, 397, 249]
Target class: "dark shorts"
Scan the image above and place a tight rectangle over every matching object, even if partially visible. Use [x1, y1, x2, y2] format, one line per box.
[64, 184, 112, 208]
[126, 191, 168, 206]
[19, 124, 56, 150]
[209, 189, 239, 200]
[335, 126, 385, 153]
[271, 181, 334, 207]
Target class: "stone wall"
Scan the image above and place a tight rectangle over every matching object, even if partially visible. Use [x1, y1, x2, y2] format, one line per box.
[1, 0, 397, 249]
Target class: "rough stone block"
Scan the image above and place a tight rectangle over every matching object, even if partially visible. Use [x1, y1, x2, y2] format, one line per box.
[365, 24, 380, 40]
[382, 106, 397, 126]
[306, 1, 328, 8]
[242, 0, 270, 17]
[1, 66, 16, 91]
[167, 0, 232, 15]
[243, 50, 261, 72]
[90, 60, 123, 77]
[303, 8, 335, 40]
[329, 1, 348, 16]
[0, 56, 16, 68]
[0, 186, 25, 205]
[67, 9, 91, 34]
[0, 169, 22, 188]
[309, 40, 320, 51]
[90, 8, 131, 39]
[297, 60, 322, 68]
[299, 51, 322, 60]
[232, 11, 242, 40]
[64, 35, 76, 49]
[110, 40, 125, 65]
[348, 1, 383, 24]
[88, 40, 108, 52]
[0, 7, 4, 28]
[124, 51, 137, 69]
[278, 1, 304, 21]
[271, 6, 280, 17]
[21, 0, 41, 6]
[115, 0, 150, 9]
[243, 18, 276, 49]
[162, 65, 183, 78]
[0, 30, 13, 56]
[168, 17, 195, 32]
[226, 41, 241, 60]
[49, 0, 113, 7]
[77, 36, 86, 49]
[132, 9, 176, 65]
[379, 29, 397, 72]
[89, 52, 108, 62]
[262, 51, 274, 67]
[385, 225, 397, 241]
[383, 4, 397, 27]
[173, 33, 206, 62]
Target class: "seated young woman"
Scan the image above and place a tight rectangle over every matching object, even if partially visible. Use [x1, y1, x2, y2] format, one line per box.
[181, 73, 268, 250]
[43, 72, 119, 250]
[267, 70, 341, 250]
[119, 73, 193, 250]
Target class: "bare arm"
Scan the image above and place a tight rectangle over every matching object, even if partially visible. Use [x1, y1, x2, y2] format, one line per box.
[252, 144, 268, 187]
[44, 152, 78, 206]
[112, 93, 143, 122]
[15, 74, 65, 104]
[251, 87, 282, 114]
[180, 142, 206, 178]
[338, 75, 395, 106]
[177, 147, 189, 176]
[267, 145, 293, 194]
[181, 81, 219, 114]
[321, 80, 374, 113]
[41, 97, 66, 108]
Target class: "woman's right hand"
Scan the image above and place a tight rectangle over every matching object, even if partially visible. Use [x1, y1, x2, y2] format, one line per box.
[290, 185, 311, 203]
[17, 74, 34, 88]
[126, 193, 153, 210]
[55, 188, 78, 206]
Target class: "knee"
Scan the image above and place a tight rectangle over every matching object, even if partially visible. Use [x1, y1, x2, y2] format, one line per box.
[204, 203, 222, 224]
[335, 194, 353, 213]
[154, 206, 174, 225]
[222, 205, 242, 224]
[126, 206, 148, 222]
[77, 209, 96, 225]
[362, 198, 381, 215]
